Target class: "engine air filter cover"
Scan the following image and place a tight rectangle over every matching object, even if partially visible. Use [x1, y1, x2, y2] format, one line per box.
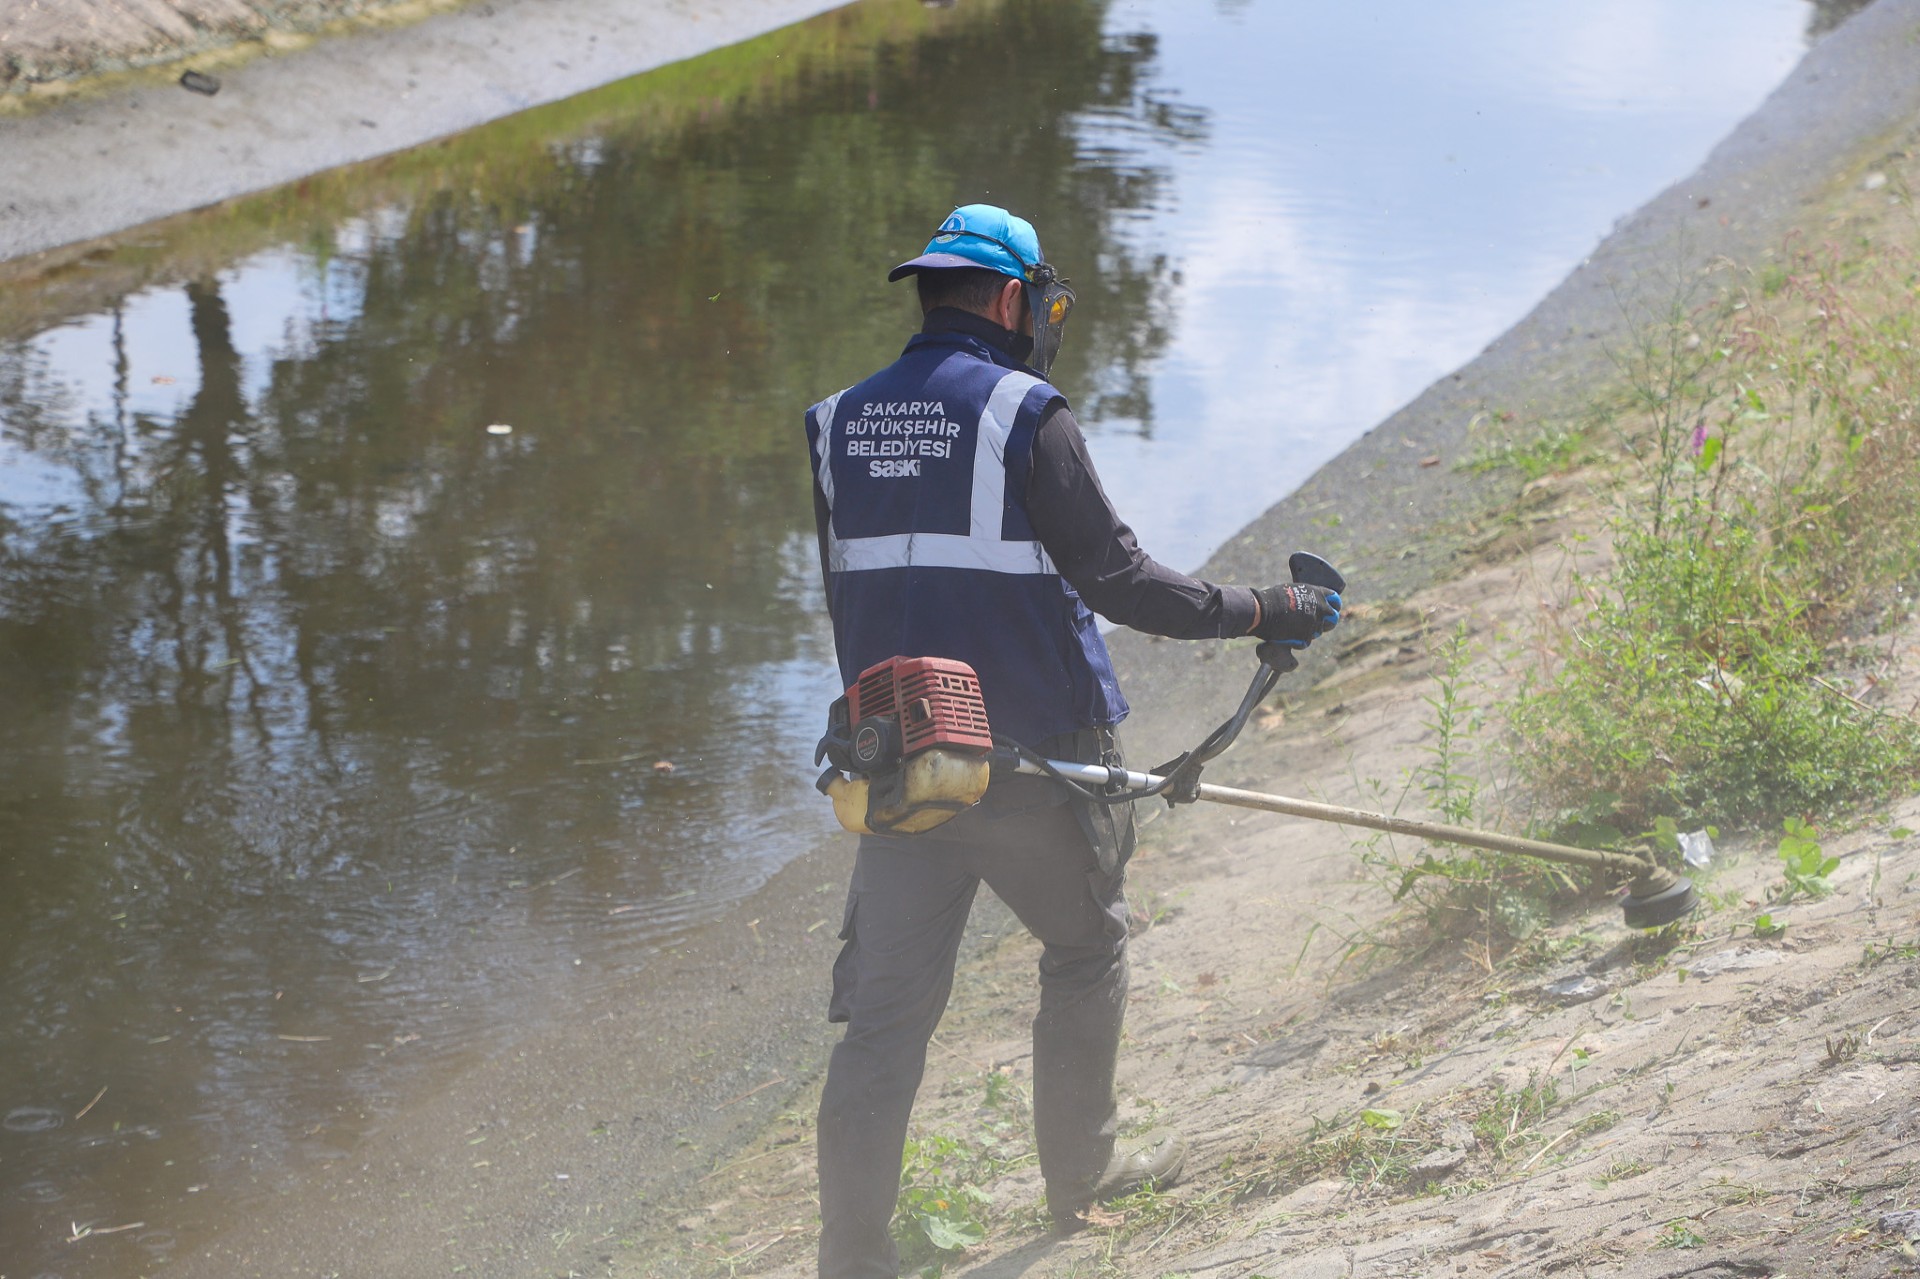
[848, 656, 993, 757]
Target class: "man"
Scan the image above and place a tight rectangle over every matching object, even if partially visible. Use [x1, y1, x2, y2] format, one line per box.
[804, 204, 1340, 1278]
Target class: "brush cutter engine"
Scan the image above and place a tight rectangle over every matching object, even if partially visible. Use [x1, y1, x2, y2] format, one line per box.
[814, 656, 995, 835]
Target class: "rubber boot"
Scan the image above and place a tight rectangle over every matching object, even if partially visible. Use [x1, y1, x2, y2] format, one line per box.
[1051, 1127, 1188, 1232]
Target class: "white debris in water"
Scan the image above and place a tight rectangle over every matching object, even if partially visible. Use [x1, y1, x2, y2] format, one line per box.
[486, 423, 513, 435]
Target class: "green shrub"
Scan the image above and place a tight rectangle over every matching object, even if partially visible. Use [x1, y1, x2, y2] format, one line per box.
[1512, 249, 1920, 832]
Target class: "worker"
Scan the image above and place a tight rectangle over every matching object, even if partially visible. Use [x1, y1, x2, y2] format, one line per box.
[804, 203, 1341, 1278]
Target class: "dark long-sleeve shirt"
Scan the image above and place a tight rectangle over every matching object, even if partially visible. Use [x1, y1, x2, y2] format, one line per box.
[1024, 396, 1256, 638]
[812, 309, 1257, 641]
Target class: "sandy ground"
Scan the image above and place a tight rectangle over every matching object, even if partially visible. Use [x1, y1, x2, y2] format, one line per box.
[9, 0, 1920, 1276]
[680, 521, 1920, 1279]
[0, 0, 845, 262]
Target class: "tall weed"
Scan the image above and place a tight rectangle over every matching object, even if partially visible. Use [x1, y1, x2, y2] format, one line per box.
[1513, 248, 1920, 830]
[892, 1133, 996, 1272]
[1354, 626, 1579, 951]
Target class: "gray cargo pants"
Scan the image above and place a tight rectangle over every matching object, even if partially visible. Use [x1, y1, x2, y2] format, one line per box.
[816, 741, 1134, 1279]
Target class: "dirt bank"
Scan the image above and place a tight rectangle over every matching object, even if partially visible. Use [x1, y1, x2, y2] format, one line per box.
[0, 0, 845, 262]
[686, 536, 1920, 1279]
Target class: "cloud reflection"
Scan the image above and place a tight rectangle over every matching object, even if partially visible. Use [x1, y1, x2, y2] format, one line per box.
[1086, 0, 1811, 571]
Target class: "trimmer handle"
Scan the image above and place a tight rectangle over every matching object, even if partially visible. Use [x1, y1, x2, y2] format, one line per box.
[1255, 641, 1299, 673]
[1288, 551, 1346, 594]
[1253, 552, 1343, 674]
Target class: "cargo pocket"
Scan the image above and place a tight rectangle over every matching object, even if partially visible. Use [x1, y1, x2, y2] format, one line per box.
[1075, 795, 1137, 879]
[826, 891, 859, 1025]
[1070, 728, 1138, 878]
[1086, 865, 1130, 946]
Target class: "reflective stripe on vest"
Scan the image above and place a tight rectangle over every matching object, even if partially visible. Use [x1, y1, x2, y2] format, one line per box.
[810, 386, 845, 513]
[815, 368, 1056, 576]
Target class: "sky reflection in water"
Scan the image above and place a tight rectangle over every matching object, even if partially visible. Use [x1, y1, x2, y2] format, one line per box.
[1091, 0, 1809, 567]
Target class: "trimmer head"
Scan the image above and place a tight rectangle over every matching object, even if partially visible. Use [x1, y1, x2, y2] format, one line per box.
[1621, 874, 1699, 929]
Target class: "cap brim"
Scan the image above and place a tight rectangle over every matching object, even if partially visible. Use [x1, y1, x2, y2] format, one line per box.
[886, 252, 990, 283]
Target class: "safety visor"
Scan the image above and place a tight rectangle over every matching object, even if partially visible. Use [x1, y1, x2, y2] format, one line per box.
[1026, 268, 1075, 380]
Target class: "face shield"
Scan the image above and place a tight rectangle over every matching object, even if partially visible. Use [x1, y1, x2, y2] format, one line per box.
[1021, 261, 1075, 380]
[924, 228, 1076, 378]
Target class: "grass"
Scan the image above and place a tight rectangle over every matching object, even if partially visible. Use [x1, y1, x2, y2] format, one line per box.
[1469, 1073, 1562, 1162]
[1592, 1157, 1653, 1187]
[1658, 1219, 1707, 1250]
[1860, 935, 1920, 967]
[1196, 1072, 1615, 1216]
[886, 1070, 1040, 1274]
[1459, 416, 1591, 482]
[1347, 223, 1920, 958]
[892, 1132, 1001, 1273]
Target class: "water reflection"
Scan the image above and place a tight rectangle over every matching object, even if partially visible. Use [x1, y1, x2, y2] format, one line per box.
[1089, 0, 1816, 569]
[0, 0, 1200, 1269]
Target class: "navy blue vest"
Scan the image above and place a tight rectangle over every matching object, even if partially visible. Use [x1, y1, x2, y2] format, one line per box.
[807, 328, 1129, 746]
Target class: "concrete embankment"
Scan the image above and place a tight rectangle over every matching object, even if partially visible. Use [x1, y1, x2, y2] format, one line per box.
[2, 0, 451, 89]
[0, 0, 845, 262]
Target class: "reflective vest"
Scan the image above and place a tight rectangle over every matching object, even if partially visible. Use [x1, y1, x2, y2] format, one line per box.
[807, 328, 1128, 746]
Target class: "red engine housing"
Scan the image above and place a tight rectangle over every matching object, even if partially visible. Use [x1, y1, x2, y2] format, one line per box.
[848, 656, 994, 757]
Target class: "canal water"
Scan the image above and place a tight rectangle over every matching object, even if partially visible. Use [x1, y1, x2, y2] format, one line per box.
[0, 0, 1830, 1270]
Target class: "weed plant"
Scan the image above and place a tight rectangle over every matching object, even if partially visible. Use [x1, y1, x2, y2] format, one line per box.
[1351, 624, 1581, 951]
[1460, 414, 1591, 482]
[892, 1132, 996, 1273]
[1512, 246, 1920, 832]
[1229, 1072, 1608, 1207]
[1772, 816, 1838, 902]
[888, 1070, 1038, 1275]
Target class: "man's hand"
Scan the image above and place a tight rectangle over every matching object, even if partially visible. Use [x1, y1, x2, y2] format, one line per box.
[1251, 583, 1341, 645]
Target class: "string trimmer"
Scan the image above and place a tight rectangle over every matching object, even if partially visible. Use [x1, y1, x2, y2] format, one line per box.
[813, 553, 1697, 929]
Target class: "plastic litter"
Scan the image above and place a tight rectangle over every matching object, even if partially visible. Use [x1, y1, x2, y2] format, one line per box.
[1543, 974, 1609, 1004]
[1679, 829, 1716, 869]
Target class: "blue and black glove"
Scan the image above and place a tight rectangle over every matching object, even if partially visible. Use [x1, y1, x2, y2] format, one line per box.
[1251, 582, 1341, 646]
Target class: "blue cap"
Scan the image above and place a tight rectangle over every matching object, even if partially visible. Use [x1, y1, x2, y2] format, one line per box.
[888, 204, 1043, 283]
